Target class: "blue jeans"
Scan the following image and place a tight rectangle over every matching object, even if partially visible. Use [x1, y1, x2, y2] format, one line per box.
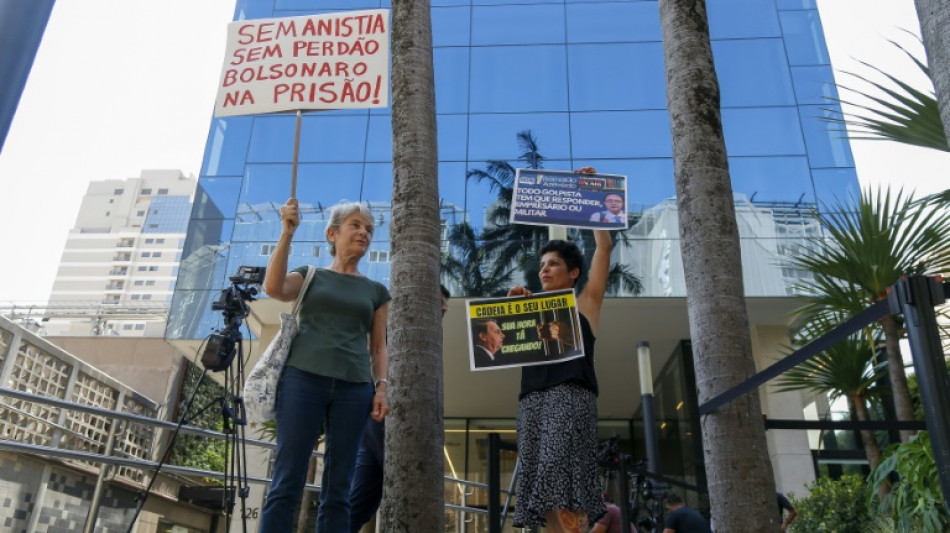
[259, 366, 373, 533]
[348, 418, 385, 532]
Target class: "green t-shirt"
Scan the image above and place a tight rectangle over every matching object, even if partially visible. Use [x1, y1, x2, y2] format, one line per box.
[286, 266, 391, 383]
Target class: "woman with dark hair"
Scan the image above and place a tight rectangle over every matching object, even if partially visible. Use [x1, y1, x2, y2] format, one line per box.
[507, 168, 613, 533]
[259, 198, 390, 532]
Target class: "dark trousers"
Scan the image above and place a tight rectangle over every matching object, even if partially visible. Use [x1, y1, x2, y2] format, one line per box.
[349, 417, 385, 532]
[259, 367, 373, 533]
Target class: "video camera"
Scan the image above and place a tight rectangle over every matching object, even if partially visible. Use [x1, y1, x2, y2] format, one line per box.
[598, 435, 636, 471]
[201, 266, 266, 372]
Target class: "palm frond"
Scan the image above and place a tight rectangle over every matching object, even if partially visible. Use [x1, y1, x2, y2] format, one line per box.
[822, 39, 948, 152]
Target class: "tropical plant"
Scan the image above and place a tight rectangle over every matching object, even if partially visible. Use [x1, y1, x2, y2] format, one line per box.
[868, 431, 949, 533]
[787, 187, 950, 442]
[788, 474, 873, 533]
[168, 361, 227, 483]
[828, 36, 947, 152]
[659, 0, 777, 529]
[774, 314, 889, 491]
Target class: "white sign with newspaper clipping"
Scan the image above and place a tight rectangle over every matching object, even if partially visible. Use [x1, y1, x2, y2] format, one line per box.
[214, 9, 390, 117]
[511, 168, 629, 230]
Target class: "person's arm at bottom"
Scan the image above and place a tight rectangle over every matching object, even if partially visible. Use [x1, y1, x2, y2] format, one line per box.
[589, 524, 607, 533]
[782, 508, 797, 531]
[663, 528, 675, 533]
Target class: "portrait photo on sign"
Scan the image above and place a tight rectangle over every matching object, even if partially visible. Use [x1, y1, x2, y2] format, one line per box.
[466, 289, 584, 371]
[510, 168, 628, 230]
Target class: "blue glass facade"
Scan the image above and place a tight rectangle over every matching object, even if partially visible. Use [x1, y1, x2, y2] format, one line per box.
[169, 0, 858, 340]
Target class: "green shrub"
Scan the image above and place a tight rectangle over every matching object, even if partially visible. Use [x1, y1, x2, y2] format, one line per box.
[789, 474, 872, 533]
[868, 431, 948, 533]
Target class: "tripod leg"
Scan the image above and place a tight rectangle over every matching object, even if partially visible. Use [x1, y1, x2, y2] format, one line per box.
[125, 367, 210, 533]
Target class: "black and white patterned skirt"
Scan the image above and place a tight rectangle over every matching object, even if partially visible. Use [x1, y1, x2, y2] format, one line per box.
[513, 382, 606, 528]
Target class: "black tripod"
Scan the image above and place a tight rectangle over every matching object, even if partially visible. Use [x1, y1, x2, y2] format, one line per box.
[126, 271, 261, 533]
[191, 308, 252, 533]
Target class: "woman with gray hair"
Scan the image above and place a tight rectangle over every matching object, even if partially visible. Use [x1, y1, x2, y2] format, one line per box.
[259, 198, 391, 532]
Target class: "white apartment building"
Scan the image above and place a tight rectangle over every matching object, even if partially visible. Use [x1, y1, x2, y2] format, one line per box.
[45, 170, 196, 337]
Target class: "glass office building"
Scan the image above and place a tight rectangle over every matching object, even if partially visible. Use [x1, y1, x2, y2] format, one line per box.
[168, 0, 859, 525]
[169, 0, 856, 336]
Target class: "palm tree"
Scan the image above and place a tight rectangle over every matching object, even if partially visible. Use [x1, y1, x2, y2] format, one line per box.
[774, 315, 888, 474]
[659, 0, 778, 530]
[440, 221, 515, 297]
[787, 187, 950, 442]
[383, 0, 444, 530]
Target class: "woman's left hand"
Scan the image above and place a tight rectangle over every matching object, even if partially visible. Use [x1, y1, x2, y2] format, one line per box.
[371, 388, 389, 421]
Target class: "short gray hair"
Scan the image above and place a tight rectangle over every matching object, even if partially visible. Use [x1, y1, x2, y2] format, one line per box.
[326, 202, 374, 256]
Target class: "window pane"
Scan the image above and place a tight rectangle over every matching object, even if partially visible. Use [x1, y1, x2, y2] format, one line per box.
[592, 158, 675, 209]
[247, 115, 295, 163]
[728, 156, 812, 204]
[470, 46, 568, 112]
[468, 114, 571, 161]
[472, 4, 564, 46]
[777, 0, 817, 9]
[569, 43, 666, 111]
[566, 2, 660, 43]
[433, 6, 471, 47]
[708, 0, 781, 39]
[714, 39, 795, 107]
[434, 48, 470, 114]
[192, 177, 241, 219]
[300, 113, 371, 162]
[722, 107, 806, 156]
[798, 105, 854, 168]
[790, 65, 839, 105]
[298, 163, 366, 204]
[571, 110, 672, 159]
[778, 10, 831, 66]
[438, 114, 468, 162]
[812, 168, 860, 209]
[366, 114, 392, 162]
[363, 163, 396, 209]
[202, 117, 252, 176]
[439, 162, 468, 220]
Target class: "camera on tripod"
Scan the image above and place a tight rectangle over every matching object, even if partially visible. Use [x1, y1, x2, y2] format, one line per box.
[598, 434, 636, 471]
[201, 266, 266, 372]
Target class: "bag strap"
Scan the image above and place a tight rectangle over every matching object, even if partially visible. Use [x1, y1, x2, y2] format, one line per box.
[291, 266, 316, 316]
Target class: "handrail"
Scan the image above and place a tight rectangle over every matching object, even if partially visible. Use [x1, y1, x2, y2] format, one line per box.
[1, 386, 514, 523]
[0, 386, 275, 448]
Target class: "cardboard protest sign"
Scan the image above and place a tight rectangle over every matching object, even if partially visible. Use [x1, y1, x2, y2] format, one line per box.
[214, 9, 390, 117]
[510, 169, 628, 230]
[467, 289, 585, 371]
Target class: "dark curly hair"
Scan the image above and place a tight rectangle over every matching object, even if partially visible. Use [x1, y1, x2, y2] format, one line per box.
[538, 239, 585, 286]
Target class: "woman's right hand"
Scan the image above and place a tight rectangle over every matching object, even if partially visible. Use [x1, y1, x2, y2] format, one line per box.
[507, 285, 532, 298]
[280, 198, 300, 235]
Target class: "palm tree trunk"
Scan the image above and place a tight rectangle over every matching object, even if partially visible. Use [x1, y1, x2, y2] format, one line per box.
[850, 393, 891, 499]
[382, 0, 444, 531]
[880, 314, 916, 442]
[915, 0, 950, 145]
[851, 394, 884, 469]
[659, 1, 778, 531]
